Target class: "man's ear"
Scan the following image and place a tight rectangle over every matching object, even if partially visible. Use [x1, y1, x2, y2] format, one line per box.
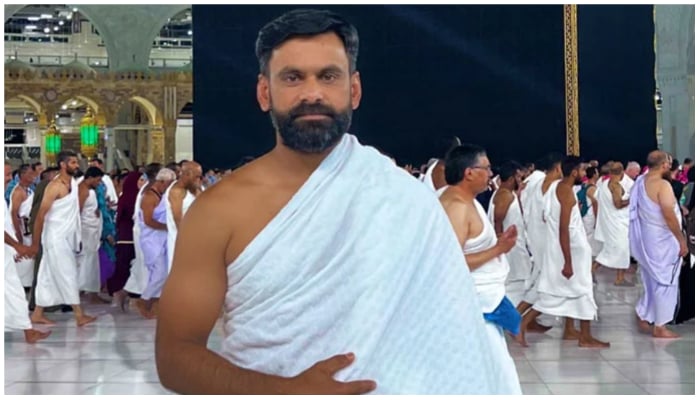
[257, 74, 271, 112]
[350, 71, 362, 110]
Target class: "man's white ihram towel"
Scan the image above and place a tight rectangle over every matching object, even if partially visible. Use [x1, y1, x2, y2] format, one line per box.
[221, 134, 505, 394]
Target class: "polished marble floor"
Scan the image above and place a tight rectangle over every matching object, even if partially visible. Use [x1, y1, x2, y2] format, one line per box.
[5, 267, 694, 395]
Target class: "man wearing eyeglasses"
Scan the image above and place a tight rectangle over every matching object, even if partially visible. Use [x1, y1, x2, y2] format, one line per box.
[630, 150, 688, 339]
[439, 144, 522, 394]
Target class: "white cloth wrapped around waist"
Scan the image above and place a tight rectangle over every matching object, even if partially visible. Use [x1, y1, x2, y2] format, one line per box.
[594, 182, 629, 242]
[222, 134, 504, 394]
[538, 180, 593, 297]
[487, 191, 531, 282]
[80, 190, 103, 253]
[42, 179, 81, 252]
[466, 199, 509, 313]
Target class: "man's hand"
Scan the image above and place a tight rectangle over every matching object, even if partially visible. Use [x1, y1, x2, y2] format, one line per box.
[679, 239, 689, 257]
[288, 353, 376, 395]
[496, 225, 517, 254]
[14, 243, 35, 260]
[561, 261, 574, 279]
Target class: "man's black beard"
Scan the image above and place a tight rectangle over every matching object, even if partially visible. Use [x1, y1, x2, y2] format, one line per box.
[270, 101, 352, 154]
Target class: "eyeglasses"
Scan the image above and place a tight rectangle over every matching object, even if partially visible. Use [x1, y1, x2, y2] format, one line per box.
[471, 165, 492, 172]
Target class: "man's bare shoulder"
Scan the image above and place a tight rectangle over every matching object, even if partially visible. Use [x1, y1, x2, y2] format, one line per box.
[556, 182, 574, 200]
[45, 179, 66, 194]
[195, 157, 272, 213]
[493, 188, 514, 205]
[11, 185, 26, 199]
[441, 191, 473, 216]
[170, 185, 186, 194]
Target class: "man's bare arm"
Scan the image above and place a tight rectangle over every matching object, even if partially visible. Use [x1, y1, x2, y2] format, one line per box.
[142, 194, 167, 230]
[587, 186, 598, 218]
[558, 185, 575, 278]
[168, 187, 186, 229]
[657, 181, 685, 245]
[78, 186, 89, 212]
[611, 182, 629, 209]
[442, 200, 509, 270]
[4, 232, 33, 259]
[156, 192, 374, 394]
[492, 190, 513, 236]
[30, 182, 61, 251]
[10, 188, 25, 242]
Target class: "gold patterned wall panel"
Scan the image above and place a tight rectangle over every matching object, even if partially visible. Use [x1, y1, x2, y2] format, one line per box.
[563, 5, 580, 156]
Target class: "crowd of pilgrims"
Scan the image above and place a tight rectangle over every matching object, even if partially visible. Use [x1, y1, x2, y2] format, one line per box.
[3, 149, 694, 345]
[4, 154, 212, 342]
[410, 152, 694, 345]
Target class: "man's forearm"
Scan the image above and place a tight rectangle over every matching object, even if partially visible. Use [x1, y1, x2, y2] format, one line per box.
[31, 213, 45, 248]
[157, 341, 292, 395]
[662, 209, 685, 244]
[465, 246, 503, 270]
[5, 232, 22, 249]
[12, 215, 23, 242]
[559, 230, 572, 266]
[145, 220, 168, 230]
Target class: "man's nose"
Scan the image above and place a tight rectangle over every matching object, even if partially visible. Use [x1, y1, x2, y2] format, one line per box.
[298, 77, 324, 104]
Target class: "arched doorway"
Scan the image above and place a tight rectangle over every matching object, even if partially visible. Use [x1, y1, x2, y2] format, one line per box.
[4, 95, 42, 165]
[175, 101, 193, 162]
[148, 7, 192, 68]
[4, 5, 110, 67]
[113, 97, 162, 168]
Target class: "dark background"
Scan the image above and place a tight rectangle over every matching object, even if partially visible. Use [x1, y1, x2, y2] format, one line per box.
[193, 5, 656, 169]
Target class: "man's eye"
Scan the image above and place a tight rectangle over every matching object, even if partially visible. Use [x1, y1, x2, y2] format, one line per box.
[321, 73, 337, 82]
[283, 74, 300, 83]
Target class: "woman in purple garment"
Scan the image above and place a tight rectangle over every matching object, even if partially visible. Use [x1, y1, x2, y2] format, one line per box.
[108, 171, 141, 309]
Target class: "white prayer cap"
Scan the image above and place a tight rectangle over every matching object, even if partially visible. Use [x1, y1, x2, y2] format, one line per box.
[156, 168, 177, 181]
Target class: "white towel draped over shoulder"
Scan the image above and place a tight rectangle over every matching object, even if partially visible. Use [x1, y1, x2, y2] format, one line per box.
[594, 182, 630, 269]
[36, 178, 82, 307]
[222, 134, 505, 394]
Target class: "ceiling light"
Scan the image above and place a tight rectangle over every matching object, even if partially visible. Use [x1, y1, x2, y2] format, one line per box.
[58, 20, 65, 26]
[72, 8, 78, 12]
[71, 100, 77, 106]
[43, 27, 50, 33]
[25, 25, 37, 30]
[53, 26, 59, 31]
[27, 16, 40, 21]
[61, 105, 68, 110]
[187, 30, 192, 35]
[40, 14, 53, 19]
[66, 14, 72, 20]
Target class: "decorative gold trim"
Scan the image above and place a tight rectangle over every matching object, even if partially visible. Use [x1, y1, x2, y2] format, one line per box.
[564, 5, 580, 156]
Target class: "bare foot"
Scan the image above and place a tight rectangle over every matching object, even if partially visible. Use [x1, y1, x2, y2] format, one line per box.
[135, 300, 153, 319]
[652, 326, 681, 339]
[30, 316, 56, 326]
[578, 336, 611, 348]
[88, 293, 111, 305]
[24, 329, 51, 343]
[527, 320, 553, 333]
[113, 291, 129, 312]
[637, 317, 652, 334]
[76, 315, 97, 327]
[562, 329, 581, 340]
